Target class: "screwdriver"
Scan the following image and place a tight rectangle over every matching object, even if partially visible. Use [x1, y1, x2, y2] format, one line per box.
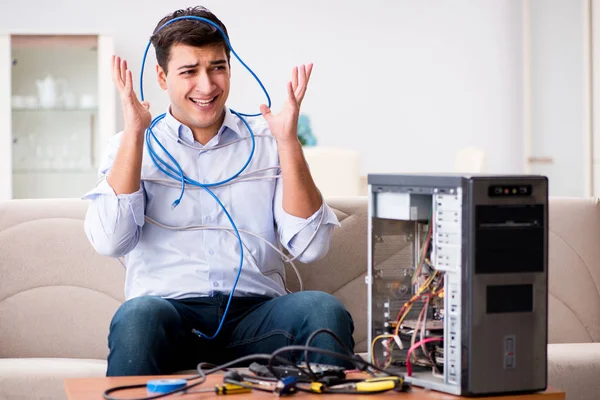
[187, 383, 252, 395]
[326, 376, 404, 393]
[215, 383, 252, 395]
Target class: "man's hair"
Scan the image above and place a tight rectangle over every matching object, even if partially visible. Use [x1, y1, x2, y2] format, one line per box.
[150, 6, 230, 74]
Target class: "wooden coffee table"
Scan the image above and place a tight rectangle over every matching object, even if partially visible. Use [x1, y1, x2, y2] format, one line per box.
[64, 373, 566, 399]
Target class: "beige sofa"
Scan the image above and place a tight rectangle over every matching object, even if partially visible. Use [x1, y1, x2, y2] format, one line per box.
[0, 197, 599, 399]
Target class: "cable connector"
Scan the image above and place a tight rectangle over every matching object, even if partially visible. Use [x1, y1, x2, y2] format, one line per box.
[393, 334, 403, 349]
[192, 328, 205, 338]
[310, 382, 324, 393]
[274, 376, 297, 396]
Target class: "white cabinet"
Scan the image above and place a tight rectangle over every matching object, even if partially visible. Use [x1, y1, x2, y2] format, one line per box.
[0, 34, 115, 200]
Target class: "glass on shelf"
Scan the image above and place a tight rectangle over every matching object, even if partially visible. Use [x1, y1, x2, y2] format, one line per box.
[12, 94, 97, 112]
[12, 128, 94, 173]
[12, 107, 98, 112]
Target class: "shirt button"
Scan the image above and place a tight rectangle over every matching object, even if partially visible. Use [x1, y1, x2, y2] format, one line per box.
[213, 282, 219, 288]
[203, 179, 209, 184]
[209, 249, 214, 255]
[205, 216, 212, 222]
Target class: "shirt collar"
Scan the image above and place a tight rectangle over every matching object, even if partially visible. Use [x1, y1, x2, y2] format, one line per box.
[164, 106, 243, 147]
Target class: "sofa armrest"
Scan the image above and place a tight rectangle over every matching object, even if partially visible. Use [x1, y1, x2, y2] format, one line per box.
[548, 343, 600, 400]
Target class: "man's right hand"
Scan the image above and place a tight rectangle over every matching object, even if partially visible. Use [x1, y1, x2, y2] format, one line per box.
[112, 55, 152, 134]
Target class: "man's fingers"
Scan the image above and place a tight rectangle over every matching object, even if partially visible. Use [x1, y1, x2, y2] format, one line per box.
[297, 64, 306, 96]
[296, 64, 313, 105]
[260, 104, 273, 123]
[112, 55, 123, 91]
[121, 59, 128, 87]
[305, 63, 313, 84]
[294, 65, 304, 100]
[287, 81, 298, 106]
[291, 66, 298, 92]
[260, 104, 271, 115]
[294, 64, 313, 105]
[141, 101, 150, 110]
[125, 69, 133, 97]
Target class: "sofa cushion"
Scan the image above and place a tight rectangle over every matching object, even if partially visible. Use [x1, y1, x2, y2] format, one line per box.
[0, 358, 106, 400]
[0, 197, 370, 360]
[0, 285, 120, 359]
[548, 343, 600, 400]
[0, 199, 124, 359]
[289, 196, 369, 352]
[548, 198, 600, 343]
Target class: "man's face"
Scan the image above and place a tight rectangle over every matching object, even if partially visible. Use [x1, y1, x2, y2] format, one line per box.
[157, 43, 230, 136]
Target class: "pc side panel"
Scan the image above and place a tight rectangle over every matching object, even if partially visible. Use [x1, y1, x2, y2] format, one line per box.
[368, 179, 464, 396]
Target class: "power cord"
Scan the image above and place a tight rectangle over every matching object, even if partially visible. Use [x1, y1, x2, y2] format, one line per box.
[103, 354, 272, 400]
[102, 329, 409, 399]
[302, 328, 361, 381]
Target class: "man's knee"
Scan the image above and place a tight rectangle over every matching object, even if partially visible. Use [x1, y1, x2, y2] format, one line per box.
[107, 296, 181, 376]
[289, 291, 353, 328]
[110, 296, 179, 337]
[287, 291, 355, 365]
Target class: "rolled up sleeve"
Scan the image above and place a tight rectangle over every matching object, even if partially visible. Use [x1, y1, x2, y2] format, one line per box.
[81, 133, 145, 258]
[273, 177, 340, 263]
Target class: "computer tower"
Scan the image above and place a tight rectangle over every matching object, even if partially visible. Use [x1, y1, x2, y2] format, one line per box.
[367, 174, 548, 396]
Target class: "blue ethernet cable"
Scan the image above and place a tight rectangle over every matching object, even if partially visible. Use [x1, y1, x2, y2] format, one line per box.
[138, 15, 271, 340]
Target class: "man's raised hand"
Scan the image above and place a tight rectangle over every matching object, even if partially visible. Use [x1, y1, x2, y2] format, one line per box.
[112, 55, 152, 134]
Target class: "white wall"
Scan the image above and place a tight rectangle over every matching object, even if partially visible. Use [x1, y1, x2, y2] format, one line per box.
[0, 0, 525, 176]
[526, 0, 591, 197]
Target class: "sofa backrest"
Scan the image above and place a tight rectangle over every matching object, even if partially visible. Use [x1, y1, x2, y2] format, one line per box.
[547, 197, 600, 343]
[291, 197, 369, 351]
[0, 196, 598, 361]
[0, 197, 369, 360]
[0, 199, 125, 360]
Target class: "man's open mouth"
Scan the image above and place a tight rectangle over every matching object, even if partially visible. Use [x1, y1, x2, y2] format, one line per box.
[190, 95, 218, 107]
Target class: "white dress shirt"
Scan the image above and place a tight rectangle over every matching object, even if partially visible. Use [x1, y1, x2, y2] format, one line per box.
[82, 107, 340, 300]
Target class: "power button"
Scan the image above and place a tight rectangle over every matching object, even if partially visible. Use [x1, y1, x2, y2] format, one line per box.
[504, 335, 516, 369]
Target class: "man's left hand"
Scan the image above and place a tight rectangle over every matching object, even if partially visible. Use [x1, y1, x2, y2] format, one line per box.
[260, 63, 313, 146]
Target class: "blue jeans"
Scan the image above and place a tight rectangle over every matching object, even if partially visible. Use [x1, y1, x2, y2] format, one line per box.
[106, 291, 355, 376]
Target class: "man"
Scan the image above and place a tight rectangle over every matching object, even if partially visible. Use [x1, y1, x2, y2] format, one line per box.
[83, 6, 355, 376]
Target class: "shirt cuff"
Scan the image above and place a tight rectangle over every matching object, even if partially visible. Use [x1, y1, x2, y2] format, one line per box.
[82, 178, 145, 231]
[279, 201, 340, 248]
